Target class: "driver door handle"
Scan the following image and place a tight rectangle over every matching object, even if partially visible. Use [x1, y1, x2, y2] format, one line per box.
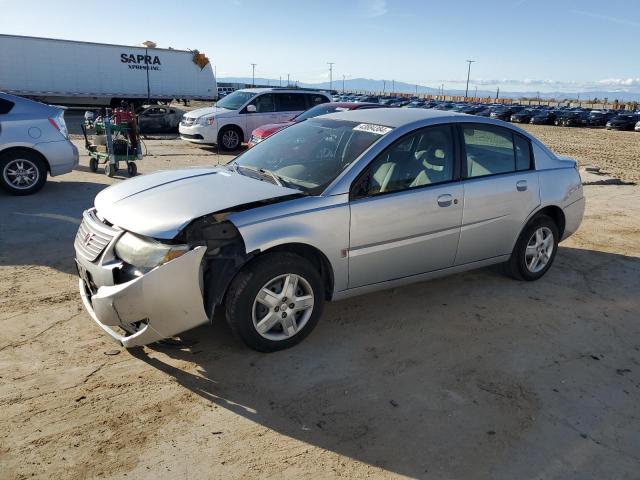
[437, 194, 453, 207]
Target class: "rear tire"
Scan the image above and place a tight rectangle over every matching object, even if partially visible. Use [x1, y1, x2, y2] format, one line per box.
[127, 162, 137, 177]
[224, 252, 325, 352]
[89, 158, 98, 172]
[0, 150, 47, 195]
[505, 214, 559, 281]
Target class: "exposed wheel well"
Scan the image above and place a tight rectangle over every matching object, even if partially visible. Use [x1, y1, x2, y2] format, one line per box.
[536, 205, 566, 238]
[264, 243, 335, 300]
[0, 147, 50, 173]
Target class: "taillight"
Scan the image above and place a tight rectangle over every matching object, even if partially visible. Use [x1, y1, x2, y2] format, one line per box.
[48, 113, 69, 139]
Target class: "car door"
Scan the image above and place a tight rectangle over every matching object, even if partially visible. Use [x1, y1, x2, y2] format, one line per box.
[348, 124, 463, 288]
[454, 123, 540, 265]
[274, 93, 307, 123]
[242, 93, 279, 138]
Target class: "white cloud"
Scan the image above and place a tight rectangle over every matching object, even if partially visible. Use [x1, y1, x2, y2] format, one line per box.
[361, 0, 388, 18]
[438, 77, 640, 92]
[571, 9, 640, 28]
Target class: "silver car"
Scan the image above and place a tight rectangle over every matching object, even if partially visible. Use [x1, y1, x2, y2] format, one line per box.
[74, 109, 584, 352]
[0, 92, 78, 195]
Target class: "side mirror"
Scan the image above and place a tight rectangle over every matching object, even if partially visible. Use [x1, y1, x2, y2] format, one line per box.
[246, 104, 257, 113]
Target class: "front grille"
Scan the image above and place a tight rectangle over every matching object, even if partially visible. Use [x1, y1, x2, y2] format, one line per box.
[74, 209, 120, 261]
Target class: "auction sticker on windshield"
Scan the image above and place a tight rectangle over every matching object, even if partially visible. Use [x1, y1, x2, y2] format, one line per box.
[353, 123, 393, 135]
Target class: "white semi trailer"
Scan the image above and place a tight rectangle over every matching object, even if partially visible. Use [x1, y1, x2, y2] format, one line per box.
[0, 34, 216, 107]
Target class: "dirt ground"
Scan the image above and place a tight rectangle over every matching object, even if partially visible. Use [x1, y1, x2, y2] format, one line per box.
[1, 117, 639, 479]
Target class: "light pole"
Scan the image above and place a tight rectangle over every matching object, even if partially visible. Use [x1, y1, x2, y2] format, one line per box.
[327, 62, 335, 92]
[251, 63, 257, 87]
[465, 59, 475, 98]
[342, 75, 345, 93]
[287, 73, 290, 87]
[474, 86, 478, 97]
[392, 79, 395, 93]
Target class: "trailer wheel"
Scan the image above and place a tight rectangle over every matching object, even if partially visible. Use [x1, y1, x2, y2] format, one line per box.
[104, 162, 116, 178]
[127, 162, 137, 177]
[89, 158, 98, 172]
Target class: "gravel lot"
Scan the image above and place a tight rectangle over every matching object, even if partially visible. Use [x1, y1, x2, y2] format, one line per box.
[1, 118, 639, 479]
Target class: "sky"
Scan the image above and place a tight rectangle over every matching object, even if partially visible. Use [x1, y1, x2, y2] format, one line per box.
[1, 0, 639, 94]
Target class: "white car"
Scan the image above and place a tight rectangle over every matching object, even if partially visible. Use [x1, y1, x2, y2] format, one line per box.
[179, 88, 331, 151]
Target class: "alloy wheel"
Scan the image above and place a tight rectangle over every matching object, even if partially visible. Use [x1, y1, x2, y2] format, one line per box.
[525, 226, 554, 273]
[252, 273, 314, 341]
[222, 129, 240, 149]
[3, 158, 39, 190]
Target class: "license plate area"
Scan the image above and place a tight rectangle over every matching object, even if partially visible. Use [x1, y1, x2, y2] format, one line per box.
[75, 260, 96, 296]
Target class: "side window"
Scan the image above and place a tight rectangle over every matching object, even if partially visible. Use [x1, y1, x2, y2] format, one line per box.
[514, 134, 532, 171]
[275, 93, 307, 112]
[361, 125, 455, 196]
[307, 94, 329, 108]
[250, 94, 275, 113]
[463, 125, 516, 178]
[0, 98, 15, 115]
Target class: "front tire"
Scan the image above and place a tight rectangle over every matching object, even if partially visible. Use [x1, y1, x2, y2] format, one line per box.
[217, 126, 242, 152]
[0, 150, 47, 195]
[225, 253, 325, 352]
[505, 214, 559, 281]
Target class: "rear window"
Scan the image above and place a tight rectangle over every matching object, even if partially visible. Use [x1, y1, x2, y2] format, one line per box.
[306, 94, 329, 108]
[0, 98, 15, 114]
[463, 125, 533, 178]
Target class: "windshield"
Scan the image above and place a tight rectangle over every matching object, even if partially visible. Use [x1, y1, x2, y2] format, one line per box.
[234, 118, 390, 192]
[215, 90, 257, 110]
[294, 104, 346, 122]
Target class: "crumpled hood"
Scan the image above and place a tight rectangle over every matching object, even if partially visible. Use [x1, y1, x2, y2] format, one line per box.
[185, 105, 232, 119]
[94, 167, 300, 239]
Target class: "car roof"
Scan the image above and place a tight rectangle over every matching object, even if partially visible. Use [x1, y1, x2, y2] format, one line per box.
[324, 102, 381, 109]
[239, 88, 329, 95]
[321, 107, 468, 127]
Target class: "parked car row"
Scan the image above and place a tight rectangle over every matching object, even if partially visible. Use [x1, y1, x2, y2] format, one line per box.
[330, 93, 640, 131]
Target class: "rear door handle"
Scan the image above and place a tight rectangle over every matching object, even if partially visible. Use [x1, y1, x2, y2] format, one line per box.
[437, 194, 453, 207]
[516, 180, 528, 192]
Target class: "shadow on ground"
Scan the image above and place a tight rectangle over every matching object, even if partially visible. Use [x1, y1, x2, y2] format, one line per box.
[0, 180, 106, 274]
[134, 247, 640, 479]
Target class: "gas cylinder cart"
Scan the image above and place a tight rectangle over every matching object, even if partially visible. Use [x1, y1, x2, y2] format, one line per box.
[81, 107, 143, 177]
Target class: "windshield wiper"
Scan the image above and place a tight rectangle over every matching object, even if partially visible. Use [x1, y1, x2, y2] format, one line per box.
[258, 168, 284, 187]
[234, 164, 286, 187]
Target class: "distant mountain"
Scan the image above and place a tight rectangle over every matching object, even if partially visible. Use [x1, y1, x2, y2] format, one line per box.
[219, 76, 640, 102]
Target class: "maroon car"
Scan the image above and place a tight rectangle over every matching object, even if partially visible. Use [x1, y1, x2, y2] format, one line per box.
[248, 102, 384, 147]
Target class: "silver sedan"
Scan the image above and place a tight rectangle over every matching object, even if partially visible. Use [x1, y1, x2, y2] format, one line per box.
[74, 108, 584, 351]
[0, 92, 78, 195]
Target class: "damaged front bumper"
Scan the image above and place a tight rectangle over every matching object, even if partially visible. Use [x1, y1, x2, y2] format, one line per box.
[77, 246, 208, 348]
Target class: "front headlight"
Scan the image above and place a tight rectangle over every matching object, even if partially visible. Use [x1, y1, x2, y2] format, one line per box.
[115, 232, 189, 270]
[199, 116, 215, 125]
